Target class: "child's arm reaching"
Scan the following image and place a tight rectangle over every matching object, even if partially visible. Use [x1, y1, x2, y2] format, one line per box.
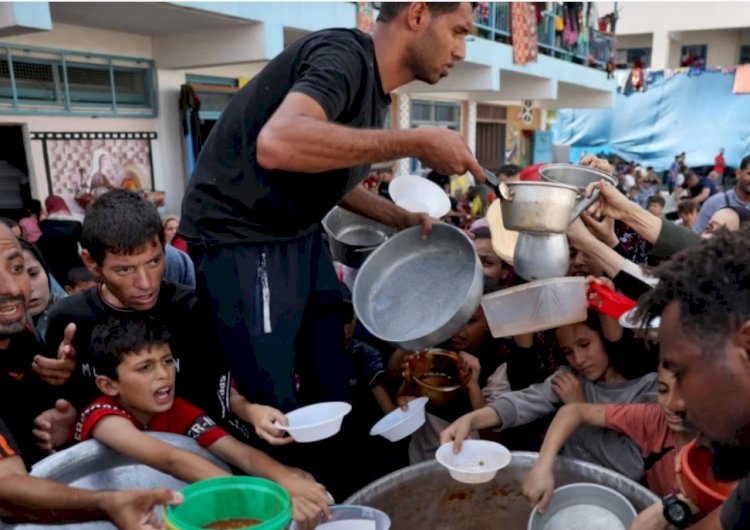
[522, 403, 607, 513]
[91, 416, 230, 482]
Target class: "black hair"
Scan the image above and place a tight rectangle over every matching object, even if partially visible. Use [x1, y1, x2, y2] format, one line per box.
[471, 226, 491, 240]
[27, 200, 42, 218]
[376, 2, 475, 23]
[18, 238, 52, 288]
[91, 317, 172, 379]
[81, 189, 164, 266]
[0, 217, 19, 230]
[647, 195, 665, 207]
[638, 227, 750, 354]
[498, 164, 522, 178]
[426, 170, 450, 189]
[67, 266, 97, 286]
[677, 198, 699, 215]
[741, 154, 750, 171]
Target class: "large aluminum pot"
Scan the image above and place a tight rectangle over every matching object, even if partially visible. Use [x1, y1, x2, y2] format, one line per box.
[345, 453, 659, 530]
[3, 433, 230, 530]
[498, 181, 583, 234]
[353, 224, 483, 351]
[322, 206, 395, 269]
[539, 163, 618, 191]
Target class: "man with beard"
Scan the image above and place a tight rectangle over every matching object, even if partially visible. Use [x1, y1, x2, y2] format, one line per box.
[694, 155, 750, 233]
[636, 227, 750, 529]
[0, 223, 181, 528]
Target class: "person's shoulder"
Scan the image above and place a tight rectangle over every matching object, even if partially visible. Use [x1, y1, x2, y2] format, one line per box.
[47, 289, 98, 320]
[298, 28, 372, 60]
[157, 280, 196, 306]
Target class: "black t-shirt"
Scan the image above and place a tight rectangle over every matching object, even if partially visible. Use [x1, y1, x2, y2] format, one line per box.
[181, 28, 391, 246]
[0, 328, 57, 466]
[722, 474, 750, 529]
[689, 177, 718, 199]
[44, 282, 231, 421]
[0, 417, 20, 460]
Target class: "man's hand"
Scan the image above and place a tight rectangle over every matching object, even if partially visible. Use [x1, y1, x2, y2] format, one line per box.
[580, 210, 618, 247]
[101, 488, 182, 530]
[32, 323, 77, 386]
[245, 404, 293, 446]
[439, 415, 474, 453]
[415, 128, 485, 184]
[580, 155, 614, 175]
[403, 211, 438, 240]
[33, 399, 77, 453]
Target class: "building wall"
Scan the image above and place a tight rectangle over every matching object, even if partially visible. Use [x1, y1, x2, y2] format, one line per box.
[677, 29, 741, 68]
[616, 34, 653, 50]
[505, 105, 541, 167]
[597, 2, 750, 33]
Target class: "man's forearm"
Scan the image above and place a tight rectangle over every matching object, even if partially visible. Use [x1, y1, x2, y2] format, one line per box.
[258, 116, 424, 173]
[340, 185, 415, 229]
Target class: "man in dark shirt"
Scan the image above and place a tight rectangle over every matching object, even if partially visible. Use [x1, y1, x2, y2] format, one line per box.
[180, 3, 484, 418]
[637, 229, 750, 530]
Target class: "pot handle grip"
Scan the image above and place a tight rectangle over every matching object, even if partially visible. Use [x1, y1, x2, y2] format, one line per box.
[569, 187, 601, 224]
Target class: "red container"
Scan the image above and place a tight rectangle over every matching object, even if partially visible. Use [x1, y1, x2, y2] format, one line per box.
[680, 440, 737, 513]
[587, 283, 636, 319]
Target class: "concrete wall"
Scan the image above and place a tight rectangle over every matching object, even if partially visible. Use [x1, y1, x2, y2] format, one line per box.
[616, 34, 653, 50]
[597, 2, 750, 33]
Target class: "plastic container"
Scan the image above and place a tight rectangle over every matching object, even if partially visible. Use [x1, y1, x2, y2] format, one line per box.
[680, 440, 737, 513]
[527, 483, 636, 530]
[164, 476, 291, 530]
[435, 440, 511, 484]
[369, 397, 428, 442]
[588, 283, 636, 319]
[408, 349, 471, 405]
[388, 175, 451, 219]
[289, 505, 391, 530]
[481, 277, 588, 338]
[274, 402, 352, 443]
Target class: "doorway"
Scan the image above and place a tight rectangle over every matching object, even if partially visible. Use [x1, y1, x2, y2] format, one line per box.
[0, 125, 31, 219]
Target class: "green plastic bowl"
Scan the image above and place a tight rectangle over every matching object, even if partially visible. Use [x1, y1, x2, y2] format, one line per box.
[164, 476, 292, 530]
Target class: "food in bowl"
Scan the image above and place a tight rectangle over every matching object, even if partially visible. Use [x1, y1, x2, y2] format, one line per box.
[203, 519, 263, 529]
[435, 440, 511, 484]
[407, 349, 470, 405]
[680, 440, 737, 512]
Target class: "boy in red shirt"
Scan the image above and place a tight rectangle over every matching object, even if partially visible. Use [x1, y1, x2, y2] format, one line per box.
[74, 317, 331, 528]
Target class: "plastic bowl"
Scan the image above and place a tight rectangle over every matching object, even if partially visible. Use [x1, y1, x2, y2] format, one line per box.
[369, 397, 429, 442]
[275, 402, 352, 443]
[527, 483, 636, 530]
[481, 277, 588, 338]
[289, 505, 391, 530]
[408, 349, 471, 405]
[389, 175, 451, 219]
[680, 440, 737, 513]
[435, 440, 512, 484]
[164, 476, 292, 530]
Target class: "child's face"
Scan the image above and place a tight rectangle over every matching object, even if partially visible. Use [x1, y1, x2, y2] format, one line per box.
[555, 323, 610, 382]
[68, 279, 97, 294]
[657, 364, 691, 433]
[450, 306, 489, 354]
[647, 202, 663, 217]
[107, 343, 177, 418]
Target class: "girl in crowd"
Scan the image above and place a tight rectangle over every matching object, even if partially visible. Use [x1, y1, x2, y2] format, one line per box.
[20, 239, 66, 340]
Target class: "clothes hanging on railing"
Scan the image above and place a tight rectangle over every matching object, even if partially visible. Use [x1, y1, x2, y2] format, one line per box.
[179, 84, 204, 162]
[511, 2, 539, 65]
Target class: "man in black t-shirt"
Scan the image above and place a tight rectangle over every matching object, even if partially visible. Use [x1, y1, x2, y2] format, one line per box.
[180, 3, 484, 426]
[635, 229, 750, 530]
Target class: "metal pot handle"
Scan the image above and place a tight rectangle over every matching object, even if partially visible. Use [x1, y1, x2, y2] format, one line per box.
[569, 188, 601, 224]
[497, 181, 514, 201]
[354, 245, 382, 253]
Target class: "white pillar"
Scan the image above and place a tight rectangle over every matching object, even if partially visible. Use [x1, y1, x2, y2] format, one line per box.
[466, 100, 477, 155]
[396, 93, 411, 176]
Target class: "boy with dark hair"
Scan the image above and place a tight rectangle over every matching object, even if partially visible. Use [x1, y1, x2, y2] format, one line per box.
[64, 267, 98, 295]
[76, 317, 330, 527]
[647, 194, 666, 217]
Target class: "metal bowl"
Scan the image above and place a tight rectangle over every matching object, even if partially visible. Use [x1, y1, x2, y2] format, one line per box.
[538, 163, 618, 191]
[527, 483, 637, 530]
[353, 224, 483, 350]
[345, 453, 658, 530]
[3, 433, 229, 530]
[498, 181, 581, 234]
[408, 349, 471, 405]
[322, 206, 395, 269]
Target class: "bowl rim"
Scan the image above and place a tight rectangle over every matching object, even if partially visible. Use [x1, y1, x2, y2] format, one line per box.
[680, 440, 733, 502]
[435, 440, 512, 474]
[409, 349, 470, 390]
[369, 396, 429, 436]
[528, 482, 637, 529]
[275, 402, 352, 432]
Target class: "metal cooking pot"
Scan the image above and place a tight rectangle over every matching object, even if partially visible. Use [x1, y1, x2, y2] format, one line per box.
[497, 181, 596, 234]
[345, 453, 659, 530]
[3, 434, 229, 530]
[353, 224, 483, 351]
[322, 206, 395, 269]
[539, 163, 618, 191]
[513, 232, 570, 281]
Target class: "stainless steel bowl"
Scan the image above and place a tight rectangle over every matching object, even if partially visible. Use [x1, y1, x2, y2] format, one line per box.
[539, 163, 618, 191]
[353, 224, 483, 350]
[527, 483, 637, 530]
[513, 232, 570, 281]
[3, 433, 229, 530]
[498, 181, 581, 234]
[322, 206, 395, 269]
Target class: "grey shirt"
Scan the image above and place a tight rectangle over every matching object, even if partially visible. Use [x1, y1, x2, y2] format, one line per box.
[488, 369, 658, 481]
[721, 474, 750, 529]
[693, 188, 750, 234]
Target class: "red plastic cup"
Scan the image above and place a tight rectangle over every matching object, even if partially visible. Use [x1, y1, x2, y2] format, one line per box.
[587, 283, 636, 319]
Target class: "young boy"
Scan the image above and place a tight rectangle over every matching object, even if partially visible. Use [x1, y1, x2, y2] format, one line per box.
[522, 363, 698, 521]
[74, 317, 331, 527]
[64, 267, 98, 295]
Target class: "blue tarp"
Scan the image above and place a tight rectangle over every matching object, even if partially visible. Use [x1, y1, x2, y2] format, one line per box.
[553, 70, 750, 171]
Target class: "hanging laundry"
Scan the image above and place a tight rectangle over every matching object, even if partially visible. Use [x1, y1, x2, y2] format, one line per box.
[511, 2, 539, 65]
[733, 64, 750, 94]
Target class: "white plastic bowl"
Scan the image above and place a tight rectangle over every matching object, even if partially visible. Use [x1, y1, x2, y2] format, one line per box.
[290, 505, 391, 530]
[369, 397, 428, 442]
[389, 175, 451, 219]
[275, 402, 352, 443]
[435, 440, 512, 484]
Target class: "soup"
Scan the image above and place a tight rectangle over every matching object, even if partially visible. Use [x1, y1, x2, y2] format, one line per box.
[203, 518, 263, 529]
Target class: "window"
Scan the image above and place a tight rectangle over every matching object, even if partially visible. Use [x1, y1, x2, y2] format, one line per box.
[411, 99, 461, 130]
[185, 74, 238, 120]
[0, 43, 156, 117]
[616, 47, 651, 69]
[680, 44, 707, 67]
[740, 45, 750, 65]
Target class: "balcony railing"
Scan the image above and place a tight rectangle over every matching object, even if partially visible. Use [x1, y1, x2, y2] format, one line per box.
[473, 3, 616, 71]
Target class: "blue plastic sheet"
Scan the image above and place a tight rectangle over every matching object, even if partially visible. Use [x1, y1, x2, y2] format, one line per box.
[553, 70, 750, 171]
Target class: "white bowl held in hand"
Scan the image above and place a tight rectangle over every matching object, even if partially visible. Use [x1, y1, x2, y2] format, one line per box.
[435, 440, 512, 484]
[274, 402, 352, 443]
[389, 175, 451, 219]
[369, 397, 428, 442]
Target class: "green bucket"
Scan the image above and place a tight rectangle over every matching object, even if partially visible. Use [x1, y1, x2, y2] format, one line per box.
[164, 476, 292, 530]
